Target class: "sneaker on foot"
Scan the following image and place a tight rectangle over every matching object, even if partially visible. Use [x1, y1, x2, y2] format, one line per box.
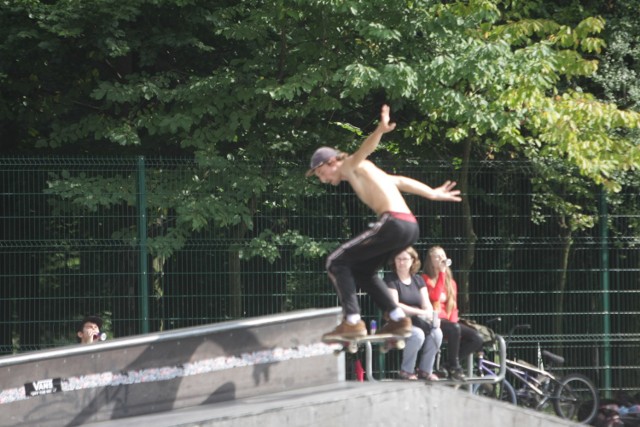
[378, 317, 411, 337]
[449, 367, 466, 381]
[322, 320, 367, 340]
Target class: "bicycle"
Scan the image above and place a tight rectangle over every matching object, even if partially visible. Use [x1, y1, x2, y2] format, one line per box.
[471, 318, 518, 405]
[508, 343, 599, 424]
[473, 321, 600, 424]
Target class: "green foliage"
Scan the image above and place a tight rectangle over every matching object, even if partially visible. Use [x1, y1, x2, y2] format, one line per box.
[529, 158, 597, 231]
[242, 230, 337, 263]
[590, 0, 640, 111]
[3, 0, 640, 254]
[45, 173, 135, 212]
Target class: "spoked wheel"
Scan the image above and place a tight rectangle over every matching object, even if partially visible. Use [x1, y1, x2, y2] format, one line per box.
[473, 380, 517, 405]
[553, 373, 599, 424]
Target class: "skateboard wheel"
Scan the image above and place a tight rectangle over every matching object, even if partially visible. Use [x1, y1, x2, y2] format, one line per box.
[347, 343, 358, 353]
[396, 340, 405, 350]
[380, 346, 389, 354]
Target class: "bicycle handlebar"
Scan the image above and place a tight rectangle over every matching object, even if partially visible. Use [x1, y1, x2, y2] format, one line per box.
[484, 317, 502, 326]
[505, 323, 531, 351]
[507, 323, 531, 338]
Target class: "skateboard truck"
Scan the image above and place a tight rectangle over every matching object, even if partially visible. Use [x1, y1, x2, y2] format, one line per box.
[322, 334, 407, 382]
[322, 334, 406, 354]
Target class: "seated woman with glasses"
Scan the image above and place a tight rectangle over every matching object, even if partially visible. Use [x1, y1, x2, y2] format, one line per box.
[385, 247, 442, 381]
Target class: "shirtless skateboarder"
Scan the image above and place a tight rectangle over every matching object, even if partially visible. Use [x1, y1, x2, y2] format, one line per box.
[306, 105, 462, 340]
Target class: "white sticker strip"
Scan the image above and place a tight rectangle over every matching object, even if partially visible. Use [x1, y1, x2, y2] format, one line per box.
[1, 342, 335, 405]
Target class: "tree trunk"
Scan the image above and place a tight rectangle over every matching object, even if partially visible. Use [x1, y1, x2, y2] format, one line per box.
[553, 220, 572, 356]
[229, 248, 243, 318]
[152, 255, 165, 331]
[459, 137, 477, 314]
[227, 195, 257, 319]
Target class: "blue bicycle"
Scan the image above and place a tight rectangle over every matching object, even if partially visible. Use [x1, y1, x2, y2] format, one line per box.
[471, 321, 599, 424]
[471, 319, 519, 405]
[473, 348, 518, 404]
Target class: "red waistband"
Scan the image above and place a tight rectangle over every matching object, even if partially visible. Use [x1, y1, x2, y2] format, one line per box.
[384, 211, 417, 223]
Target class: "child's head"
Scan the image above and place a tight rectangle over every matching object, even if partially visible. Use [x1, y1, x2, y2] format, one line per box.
[76, 315, 103, 344]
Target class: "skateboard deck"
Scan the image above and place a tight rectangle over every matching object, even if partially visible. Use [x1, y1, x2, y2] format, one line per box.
[322, 334, 406, 354]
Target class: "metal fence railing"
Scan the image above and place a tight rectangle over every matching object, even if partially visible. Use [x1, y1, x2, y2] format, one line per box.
[1, 156, 639, 397]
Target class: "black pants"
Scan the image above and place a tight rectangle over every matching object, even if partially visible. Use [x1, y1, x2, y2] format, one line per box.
[440, 319, 484, 369]
[326, 213, 419, 317]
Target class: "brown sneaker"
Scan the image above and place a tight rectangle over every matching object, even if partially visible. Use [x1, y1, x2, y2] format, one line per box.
[322, 320, 367, 340]
[378, 317, 412, 337]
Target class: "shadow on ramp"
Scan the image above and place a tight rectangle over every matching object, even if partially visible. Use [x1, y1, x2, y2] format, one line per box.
[0, 308, 343, 427]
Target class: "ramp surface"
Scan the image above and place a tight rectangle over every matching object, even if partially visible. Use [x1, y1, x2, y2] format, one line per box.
[85, 380, 580, 427]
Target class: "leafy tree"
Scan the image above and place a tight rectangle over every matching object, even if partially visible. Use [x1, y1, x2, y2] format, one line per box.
[2, 0, 640, 333]
[387, 1, 640, 316]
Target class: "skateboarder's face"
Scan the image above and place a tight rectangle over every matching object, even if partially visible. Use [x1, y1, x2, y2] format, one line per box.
[314, 160, 340, 185]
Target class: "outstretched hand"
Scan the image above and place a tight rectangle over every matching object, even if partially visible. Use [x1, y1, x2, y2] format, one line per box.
[378, 104, 396, 134]
[433, 180, 462, 202]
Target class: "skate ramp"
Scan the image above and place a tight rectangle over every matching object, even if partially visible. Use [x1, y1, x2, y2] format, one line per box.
[0, 307, 582, 427]
[85, 380, 580, 427]
[0, 308, 344, 427]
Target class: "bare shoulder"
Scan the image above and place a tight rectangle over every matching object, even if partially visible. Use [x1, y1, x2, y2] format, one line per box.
[342, 157, 374, 176]
[353, 159, 385, 174]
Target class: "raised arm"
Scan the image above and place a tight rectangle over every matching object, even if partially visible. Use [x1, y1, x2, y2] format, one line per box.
[349, 105, 396, 165]
[392, 175, 462, 202]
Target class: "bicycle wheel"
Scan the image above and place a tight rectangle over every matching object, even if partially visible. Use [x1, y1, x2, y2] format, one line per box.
[473, 380, 517, 405]
[552, 373, 599, 424]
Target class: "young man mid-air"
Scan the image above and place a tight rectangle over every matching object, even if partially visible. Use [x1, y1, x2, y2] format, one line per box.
[306, 105, 461, 339]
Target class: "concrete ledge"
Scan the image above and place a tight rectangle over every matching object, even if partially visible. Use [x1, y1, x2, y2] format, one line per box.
[86, 380, 580, 427]
[0, 308, 343, 427]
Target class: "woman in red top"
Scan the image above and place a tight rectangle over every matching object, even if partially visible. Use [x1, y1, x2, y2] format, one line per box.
[422, 246, 483, 380]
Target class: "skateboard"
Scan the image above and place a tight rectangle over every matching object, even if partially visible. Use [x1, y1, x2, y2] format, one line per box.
[322, 334, 406, 354]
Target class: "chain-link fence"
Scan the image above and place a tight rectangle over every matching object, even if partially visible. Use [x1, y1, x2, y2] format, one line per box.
[1, 156, 638, 396]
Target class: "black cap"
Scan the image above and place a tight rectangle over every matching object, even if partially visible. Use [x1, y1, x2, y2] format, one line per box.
[305, 147, 339, 177]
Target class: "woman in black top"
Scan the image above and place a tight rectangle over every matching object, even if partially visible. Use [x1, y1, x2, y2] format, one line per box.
[385, 247, 442, 380]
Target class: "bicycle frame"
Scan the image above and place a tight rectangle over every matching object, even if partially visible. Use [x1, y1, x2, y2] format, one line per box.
[506, 358, 557, 409]
[436, 334, 508, 386]
[476, 352, 564, 407]
[476, 351, 504, 379]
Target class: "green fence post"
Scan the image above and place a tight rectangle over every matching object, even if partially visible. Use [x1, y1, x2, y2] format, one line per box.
[137, 156, 150, 334]
[600, 189, 611, 398]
